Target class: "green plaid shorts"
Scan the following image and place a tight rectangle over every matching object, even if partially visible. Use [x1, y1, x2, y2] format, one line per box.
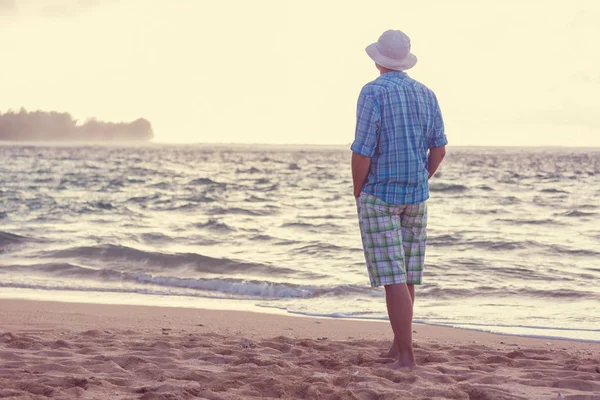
[356, 193, 427, 287]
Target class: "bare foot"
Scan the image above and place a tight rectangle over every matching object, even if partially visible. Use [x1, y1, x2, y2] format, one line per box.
[388, 360, 417, 371]
[380, 342, 399, 358]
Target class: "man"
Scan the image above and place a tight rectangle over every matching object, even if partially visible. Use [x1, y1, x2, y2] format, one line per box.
[351, 29, 447, 370]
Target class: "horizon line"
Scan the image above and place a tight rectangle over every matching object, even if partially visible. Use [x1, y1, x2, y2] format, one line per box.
[152, 141, 600, 149]
[1, 140, 600, 150]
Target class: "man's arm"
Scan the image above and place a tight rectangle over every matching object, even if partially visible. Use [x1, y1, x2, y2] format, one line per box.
[352, 152, 371, 198]
[428, 146, 446, 179]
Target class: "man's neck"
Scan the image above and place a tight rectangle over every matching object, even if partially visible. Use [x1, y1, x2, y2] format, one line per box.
[379, 67, 402, 76]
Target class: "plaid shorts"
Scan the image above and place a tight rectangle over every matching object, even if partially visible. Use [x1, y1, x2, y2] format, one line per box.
[356, 193, 427, 287]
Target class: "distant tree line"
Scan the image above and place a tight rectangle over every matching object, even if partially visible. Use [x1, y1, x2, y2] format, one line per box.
[0, 108, 153, 141]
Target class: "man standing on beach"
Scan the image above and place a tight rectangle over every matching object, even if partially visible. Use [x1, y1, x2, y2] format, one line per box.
[351, 30, 447, 369]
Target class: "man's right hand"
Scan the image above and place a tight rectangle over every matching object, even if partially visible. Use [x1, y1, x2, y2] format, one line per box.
[351, 152, 371, 198]
[428, 146, 446, 179]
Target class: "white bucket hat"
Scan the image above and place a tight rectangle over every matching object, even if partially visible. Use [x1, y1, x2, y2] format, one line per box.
[366, 29, 417, 71]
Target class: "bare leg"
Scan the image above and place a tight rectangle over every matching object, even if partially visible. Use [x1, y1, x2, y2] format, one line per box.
[383, 284, 414, 358]
[384, 283, 416, 369]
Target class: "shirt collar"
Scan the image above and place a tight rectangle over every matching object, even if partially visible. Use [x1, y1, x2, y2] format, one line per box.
[382, 71, 407, 78]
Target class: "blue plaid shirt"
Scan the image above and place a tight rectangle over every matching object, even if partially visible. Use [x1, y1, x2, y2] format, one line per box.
[351, 71, 447, 205]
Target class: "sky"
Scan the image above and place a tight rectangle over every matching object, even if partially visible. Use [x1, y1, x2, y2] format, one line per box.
[0, 0, 599, 146]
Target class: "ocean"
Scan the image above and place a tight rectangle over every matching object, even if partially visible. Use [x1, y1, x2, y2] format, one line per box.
[1, 143, 599, 341]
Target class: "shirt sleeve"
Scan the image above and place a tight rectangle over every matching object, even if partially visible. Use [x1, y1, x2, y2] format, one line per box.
[428, 100, 448, 149]
[350, 93, 380, 157]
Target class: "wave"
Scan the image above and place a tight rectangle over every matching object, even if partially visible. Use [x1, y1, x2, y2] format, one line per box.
[253, 183, 279, 192]
[0, 280, 223, 299]
[135, 276, 314, 298]
[459, 239, 532, 251]
[249, 234, 275, 241]
[0, 273, 314, 299]
[0, 211, 7, 219]
[494, 218, 563, 226]
[183, 194, 218, 204]
[127, 166, 161, 176]
[0, 231, 30, 246]
[149, 182, 171, 190]
[281, 222, 342, 232]
[294, 242, 356, 255]
[245, 195, 269, 203]
[188, 178, 225, 186]
[302, 214, 338, 220]
[87, 201, 114, 210]
[421, 285, 599, 301]
[0, 263, 371, 299]
[106, 178, 126, 188]
[193, 219, 236, 232]
[138, 232, 173, 244]
[128, 194, 160, 204]
[2, 261, 598, 301]
[454, 238, 596, 257]
[159, 202, 200, 212]
[274, 239, 303, 246]
[457, 208, 502, 215]
[548, 245, 600, 258]
[498, 196, 521, 205]
[540, 188, 570, 194]
[427, 233, 463, 246]
[429, 183, 469, 193]
[33, 177, 54, 184]
[0, 262, 106, 277]
[555, 210, 597, 218]
[236, 167, 261, 174]
[206, 207, 276, 217]
[42, 244, 296, 276]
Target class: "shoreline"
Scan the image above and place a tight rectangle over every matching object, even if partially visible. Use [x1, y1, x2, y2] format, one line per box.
[1, 290, 598, 344]
[1, 298, 597, 351]
[1, 299, 598, 399]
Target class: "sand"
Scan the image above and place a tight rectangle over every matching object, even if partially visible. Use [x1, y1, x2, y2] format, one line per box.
[0, 299, 598, 400]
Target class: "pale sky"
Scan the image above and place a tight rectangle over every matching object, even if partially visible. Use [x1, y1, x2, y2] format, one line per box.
[1, 0, 599, 146]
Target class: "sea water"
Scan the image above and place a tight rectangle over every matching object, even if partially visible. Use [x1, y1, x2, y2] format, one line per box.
[1, 143, 598, 341]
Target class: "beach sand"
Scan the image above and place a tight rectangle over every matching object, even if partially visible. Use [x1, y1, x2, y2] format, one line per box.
[0, 299, 598, 399]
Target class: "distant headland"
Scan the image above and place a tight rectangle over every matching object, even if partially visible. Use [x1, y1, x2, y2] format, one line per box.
[0, 109, 153, 142]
